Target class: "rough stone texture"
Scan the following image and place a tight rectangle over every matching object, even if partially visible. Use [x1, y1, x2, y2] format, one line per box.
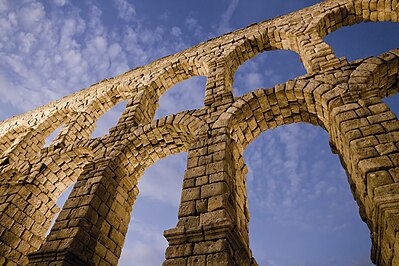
[0, 0, 398, 265]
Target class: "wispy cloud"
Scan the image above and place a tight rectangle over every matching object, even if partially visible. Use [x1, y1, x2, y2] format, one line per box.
[139, 153, 187, 207]
[171, 26, 182, 37]
[216, 0, 240, 34]
[113, 0, 136, 21]
[119, 218, 167, 266]
[0, 0, 190, 118]
[54, 0, 67, 7]
[184, 16, 204, 39]
[245, 123, 351, 231]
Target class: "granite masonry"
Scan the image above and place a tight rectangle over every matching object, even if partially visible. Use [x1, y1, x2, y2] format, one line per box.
[0, 0, 399, 265]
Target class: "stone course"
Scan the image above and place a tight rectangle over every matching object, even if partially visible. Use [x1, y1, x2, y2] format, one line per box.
[0, 0, 398, 265]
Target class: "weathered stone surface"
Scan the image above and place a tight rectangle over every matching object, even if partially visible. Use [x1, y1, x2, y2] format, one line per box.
[0, 0, 398, 265]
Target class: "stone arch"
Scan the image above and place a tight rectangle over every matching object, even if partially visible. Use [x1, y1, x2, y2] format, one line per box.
[313, 0, 399, 39]
[301, 0, 398, 73]
[53, 81, 141, 143]
[8, 147, 94, 259]
[201, 79, 334, 266]
[30, 147, 94, 199]
[53, 111, 97, 146]
[0, 108, 70, 167]
[31, 111, 209, 265]
[0, 105, 103, 180]
[324, 58, 399, 264]
[221, 22, 302, 70]
[205, 24, 305, 102]
[295, 0, 398, 73]
[88, 112, 209, 264]
[111, 111, 209, 177]
[114, 56, 209, 126]
[214, 78, 331, 150]
[326, 95, 399, 265]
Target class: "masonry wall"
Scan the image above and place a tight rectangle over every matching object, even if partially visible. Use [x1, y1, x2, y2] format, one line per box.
[0, 0, 398, 265]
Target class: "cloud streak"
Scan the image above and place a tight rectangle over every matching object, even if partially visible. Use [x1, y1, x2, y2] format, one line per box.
[217, 0, 240, 34]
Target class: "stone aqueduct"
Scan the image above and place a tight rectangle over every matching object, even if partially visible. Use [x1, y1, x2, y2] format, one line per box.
[0, 0, 398, 265]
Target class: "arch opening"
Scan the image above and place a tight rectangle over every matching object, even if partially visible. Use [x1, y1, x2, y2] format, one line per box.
[43, 124, 63, 148]
[233, 50, 306, 97]
[45, 181, 76, 237]
[383, 93, 399, 117]
[154, 76, 206, 119]
[118, 153, 187, 266]
[323, 21, 399, 62]
[244, 123, 373, 265]
[91, 99, 129, 138]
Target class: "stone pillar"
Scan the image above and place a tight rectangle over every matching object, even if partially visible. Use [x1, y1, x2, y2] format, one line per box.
[329, 97, 399, 266]
[0, 182, 58, 265]
[296, 31, 346, 73]
[27, 157, 139, 265]
[163, 128, 256, 266]
[114, 88, 158, 128]
[204, 60, 234, 107]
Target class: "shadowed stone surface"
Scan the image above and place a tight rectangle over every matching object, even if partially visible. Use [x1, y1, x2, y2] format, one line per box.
[0, 0, 398, 265]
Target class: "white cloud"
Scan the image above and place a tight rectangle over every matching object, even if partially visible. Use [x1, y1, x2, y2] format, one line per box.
[0, 0, 8, 13]
[0, 0, 190, 115]
[113, 0, 136, 21]
[120, 241, 165, 266]
[234, 57, 274, 95]
[171, 26, 182, 37]
[139, 153, 187, 207]
[243, 72, 263, 89]
[18, 32, 36, 53]
[185, 16, 204, 39]
[19, 1, 45, 28]
[54, 0, 67, 7]
[217, 0, 239, 34]
[119, 219, 168, 266]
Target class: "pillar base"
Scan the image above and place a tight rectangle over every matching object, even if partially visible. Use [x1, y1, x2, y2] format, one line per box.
[163, 220, 255, 266]
[28, 250, 91, 266]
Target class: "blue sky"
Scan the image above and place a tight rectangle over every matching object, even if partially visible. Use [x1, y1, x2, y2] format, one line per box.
[0, 0, 398, 265]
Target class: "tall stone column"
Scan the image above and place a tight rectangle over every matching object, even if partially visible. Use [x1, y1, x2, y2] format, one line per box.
[27, 157, 139, 265]
[163, 128, 256, 266]
[329, 97, 399, 266]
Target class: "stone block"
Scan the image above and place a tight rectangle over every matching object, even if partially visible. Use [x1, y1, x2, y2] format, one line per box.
[165, 243, 194, 258]
[208, 195, 229, 212]
[188, 255, 206, 266]
[200, 209, 231, 225]
[179, 201, 196, 217]
[163, 258, 187, 266]
[201, 182, 229, 199]
[206, 252, 232, 266]
[181, 187, 201, 202]
[366, 171, 394, 196]
[193, 239, 232, 256]
[359, 156, 393, 174]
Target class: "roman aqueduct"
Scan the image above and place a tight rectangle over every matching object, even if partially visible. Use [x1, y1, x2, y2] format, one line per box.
[1, 0, 399, 265]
